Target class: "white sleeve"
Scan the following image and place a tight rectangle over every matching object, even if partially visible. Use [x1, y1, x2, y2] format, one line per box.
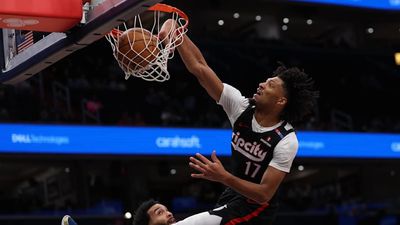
[269, 132, 298, 173]
[174, 212, 222, 225]
[217, 83, 249, 126]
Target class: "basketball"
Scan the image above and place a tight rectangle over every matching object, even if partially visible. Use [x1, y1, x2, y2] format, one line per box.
[116, 28, 160, 71]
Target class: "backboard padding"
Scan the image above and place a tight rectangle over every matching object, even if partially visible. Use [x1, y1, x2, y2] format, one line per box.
[0, 0, 162, 85]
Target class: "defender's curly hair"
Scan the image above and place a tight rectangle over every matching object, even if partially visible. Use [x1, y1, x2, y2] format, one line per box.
[132, 199, 159, 225]
[273, 64, 319, 124]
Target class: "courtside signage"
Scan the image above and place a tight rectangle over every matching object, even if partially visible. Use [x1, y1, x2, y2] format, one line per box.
[1, 124, 400, 158]
[0, 124, 231, 156]
[297, 131, 400, 158]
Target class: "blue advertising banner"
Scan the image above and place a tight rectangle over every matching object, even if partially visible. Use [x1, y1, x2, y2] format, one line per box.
[293, 0, 400, 10]
[297, 131, 400, 158]
[1, 124, 400, 158]
[0, 124, 231, 156]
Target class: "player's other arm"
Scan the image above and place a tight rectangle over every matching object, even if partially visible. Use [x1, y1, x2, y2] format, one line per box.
[190, 151, 286, 205]
[223, 138, 297, 204]
[159, 19, 223, 102]
[223, 166, 286, 205]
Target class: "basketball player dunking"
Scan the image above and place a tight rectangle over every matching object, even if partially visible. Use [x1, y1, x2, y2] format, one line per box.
[158, 19, 319, 225]
[62, 17, 319, 225]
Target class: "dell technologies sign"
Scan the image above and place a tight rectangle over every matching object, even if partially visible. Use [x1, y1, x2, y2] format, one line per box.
[1, 124, 400, 158]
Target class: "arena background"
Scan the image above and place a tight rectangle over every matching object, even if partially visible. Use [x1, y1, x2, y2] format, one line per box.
[1, 0, 400, 225]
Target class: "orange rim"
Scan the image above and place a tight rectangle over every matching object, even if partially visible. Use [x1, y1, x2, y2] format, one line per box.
[108, 3, 189, 37]
[148, 3, 189, 29]
[110, 28, 122, 38]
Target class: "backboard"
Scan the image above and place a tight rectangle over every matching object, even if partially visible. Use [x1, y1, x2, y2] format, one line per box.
[0, 0, 161, 85]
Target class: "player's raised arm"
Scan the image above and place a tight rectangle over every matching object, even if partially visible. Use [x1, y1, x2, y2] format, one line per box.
[159, 19, 224, 102]
[177, 36, 224, 102]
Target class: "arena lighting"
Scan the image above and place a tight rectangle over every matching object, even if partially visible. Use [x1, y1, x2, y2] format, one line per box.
[367, 27, 374, 33]
[217, 19, 224, 26]
[282, 25, 288, 31]
[298, 165, 305, 171]
[395, 52, 400, 65]
[283, 17, 289, 24]
[124, 212, 132, 219]
[255, 15, 262, 21]
[306, 19, 313, 25]
[233, 12, 240, 19]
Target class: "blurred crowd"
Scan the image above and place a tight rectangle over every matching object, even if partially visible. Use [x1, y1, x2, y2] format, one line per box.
[2, 160, 399, 225]
[1, 38, 400, 133]
[1, 36, 400, 225]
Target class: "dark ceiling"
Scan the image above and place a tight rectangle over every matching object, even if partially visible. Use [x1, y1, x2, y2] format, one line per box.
[164, 0, 400, 49]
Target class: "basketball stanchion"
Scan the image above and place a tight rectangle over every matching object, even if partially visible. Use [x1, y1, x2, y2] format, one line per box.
[105, 3, 189, 82]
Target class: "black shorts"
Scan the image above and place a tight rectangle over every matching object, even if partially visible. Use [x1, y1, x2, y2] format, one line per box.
[208, 197, 278, 225]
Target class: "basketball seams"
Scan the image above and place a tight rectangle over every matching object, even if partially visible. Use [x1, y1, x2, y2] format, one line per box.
[118, 40, 159, 59]
[116, 28, 160, 71]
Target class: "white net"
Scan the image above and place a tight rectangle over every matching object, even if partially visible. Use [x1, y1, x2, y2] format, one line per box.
[105, 5, 188, 82]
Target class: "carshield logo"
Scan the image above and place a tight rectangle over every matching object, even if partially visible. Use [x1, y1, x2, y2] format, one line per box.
[156, 136, 201, 148]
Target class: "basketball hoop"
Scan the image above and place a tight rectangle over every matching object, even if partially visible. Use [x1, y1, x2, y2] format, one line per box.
[105, 3, 188, 82]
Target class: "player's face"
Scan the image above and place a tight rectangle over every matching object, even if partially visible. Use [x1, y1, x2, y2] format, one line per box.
[253, 76, 287, 107]
[147, 203, 176, 225]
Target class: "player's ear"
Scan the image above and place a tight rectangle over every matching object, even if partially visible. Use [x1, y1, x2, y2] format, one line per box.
[277, 96, 287, 106]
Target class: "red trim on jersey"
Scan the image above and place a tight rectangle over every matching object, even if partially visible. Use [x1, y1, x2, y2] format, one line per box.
[224, 203, 269, 225]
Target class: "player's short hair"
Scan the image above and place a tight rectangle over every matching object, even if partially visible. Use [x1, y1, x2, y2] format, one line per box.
[273, 64, 319, 124]
[132, 199, 159, 225]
